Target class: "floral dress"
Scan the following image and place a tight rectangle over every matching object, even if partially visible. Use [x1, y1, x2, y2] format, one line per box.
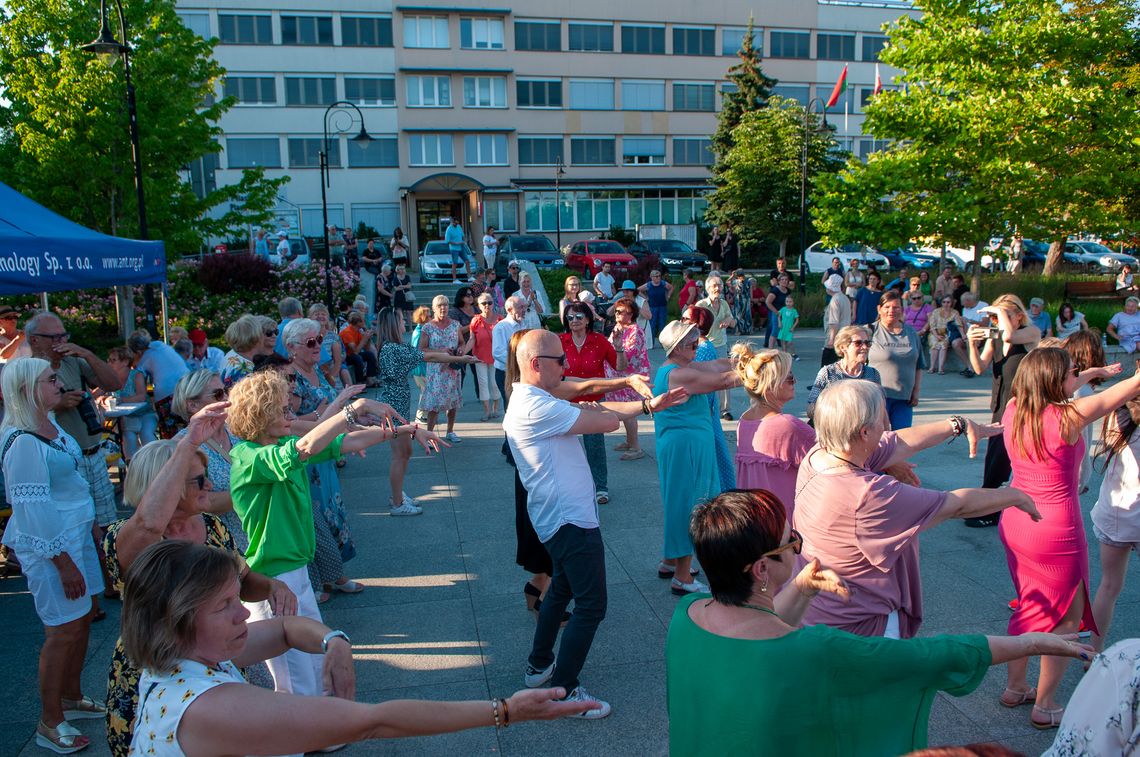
[926, 308, 962, 350]
[605, 324, 650, 403]
[171, 427, 248, 552]
[379, 341, 424, 421]
[419, 319, 462, 413]
[219, 350, 254, 388]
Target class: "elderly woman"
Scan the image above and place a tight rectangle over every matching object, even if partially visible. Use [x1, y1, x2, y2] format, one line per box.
[999, 348, 1139, 728]
[904, 287, 933, 338]
[805, 325, 881, 422]
[925, 294, 966, 375]
[1107, 295, 1140, 354]
[375, 262, 395, 311]
[667, 489, 1093, 757]
[518, 272, 544, 329]
[654, 321, 740, 594]
[375, 307, 475, 513]
[227, 369, 440, 698]
[795, 379, 1040, 639]
[821, 274, 852, 366]
[220, 314, 266, 388]
[1, 358, 105, 754]
[596, 297, 649, 461]
[867, 290, 927, 430]
[419, 294, 472, 443]
[101, 418, 294, 756]
[696, 275, 736, 420]
[308, 303, 348, 388]
[681, 305, 735, 491]
[127, 328, 190, 438]
[122, 541, 592, 755]
[470, 293, 502, 421]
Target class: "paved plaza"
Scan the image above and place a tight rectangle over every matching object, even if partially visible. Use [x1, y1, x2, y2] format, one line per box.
[2, 329, 1135, 756]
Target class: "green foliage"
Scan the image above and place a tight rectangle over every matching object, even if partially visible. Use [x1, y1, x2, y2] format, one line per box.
[601, 225, 636, 247]
[0, 0, 287, 254]
[355, 222, 380, 242]
[710, 17, 775, 177]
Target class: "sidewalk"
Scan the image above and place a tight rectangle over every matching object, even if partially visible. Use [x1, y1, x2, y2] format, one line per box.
[2, 328, 1133, 756]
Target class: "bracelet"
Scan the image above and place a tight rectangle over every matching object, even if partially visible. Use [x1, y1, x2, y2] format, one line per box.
[491, 698, 502, 728]
[321, 629, 351, 653]
[343, 403, 364, 430]
[948, 415, 966, 439]
[501, 696, 510, 727]
[641, 398, 652, 416]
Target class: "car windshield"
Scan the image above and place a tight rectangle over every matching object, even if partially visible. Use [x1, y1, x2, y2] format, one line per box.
[648, 240, 694, 253]
[1081, 242, 1114, 255]
[590, 241, 625, 255]
[512, 237, 557, 253]
[838, 244, 873, 255]
[423, 241, 451, 254]
[1022, 240, 1050, 255]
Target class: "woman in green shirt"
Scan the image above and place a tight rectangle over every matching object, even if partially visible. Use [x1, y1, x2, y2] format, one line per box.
[666, 489, 1094, 757]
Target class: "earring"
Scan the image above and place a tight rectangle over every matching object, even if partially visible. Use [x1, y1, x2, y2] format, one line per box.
[759, 579, 768, 594]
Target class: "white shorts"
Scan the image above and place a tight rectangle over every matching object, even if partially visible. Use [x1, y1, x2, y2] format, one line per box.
[22, 536, 104, 626]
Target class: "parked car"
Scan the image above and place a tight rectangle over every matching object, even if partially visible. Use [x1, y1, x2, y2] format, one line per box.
[494, 235, 564, 277]
[1065, 240, 1137, 271]
[879, 244, 938, 270]
[565, 239, 637, 278]
[419, 240, 477, 282]
[626, 239, 710, 273]
[268, 236, 311, 267]
[801, 242, 890, 274]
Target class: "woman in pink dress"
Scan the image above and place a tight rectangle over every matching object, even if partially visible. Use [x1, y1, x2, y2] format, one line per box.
[1000, 347, 1138, 728]
[605, 298, 651, 460]
[731, 344, 815, 520]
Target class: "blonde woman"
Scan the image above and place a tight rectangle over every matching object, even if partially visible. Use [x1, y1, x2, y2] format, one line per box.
[221, 314, 265, 388]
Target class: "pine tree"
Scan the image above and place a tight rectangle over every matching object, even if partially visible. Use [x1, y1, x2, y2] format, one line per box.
[710, 17, 776, 188]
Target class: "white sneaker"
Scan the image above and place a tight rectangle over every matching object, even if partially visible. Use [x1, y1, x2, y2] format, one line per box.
[524, 662, 555, 688]
[561, 686, 612, 719]
[401, 491, 414, 506]
[390, 502, 423, 516]
[445, 431, 462, 443]
[670, 577, 709, 596]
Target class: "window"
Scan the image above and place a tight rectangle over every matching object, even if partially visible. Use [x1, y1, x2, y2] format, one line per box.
[285, 77, 336, 107]
[516, 79, 562, 108]
[403, 16, 448, 48]
[621, 24, 664, 54]
[281, 16, 332, 45]
[342, 17, 393, 47]
[177, 12, 210, 38]
[862, 35, 888, 62]
[722, 26, 762, 56]
[858, 138, 890, 159]
[460, 17, 504, 49]
[347, 137, 399, 167]
[673, 137, 713, 166]
[673, 27, 714, 56]
[463, 76, 507, 108]
[571, 137, 615, 165]
[569, 79, 614, 110]
[288, 138, 337, 168]
[302, 206, 343, 233]
[525, 189, 708, 232]
[464, 134, 508, 165]
[817, 33, 854, 61]
[771, 84, 810, 106]
[344, 77, 396, 106]
[673, 83, 715, 112]
[770, 30, 809, 59]
[515, 20, 559, 51]
[224, 76, 276, 105]
[217, 14, 272, 45]
[620, 80, 664, 110]
[408, 134, 454, 166]
[826, 87, 849, 114]
[484, 199, 518, 232]
[568, 22, 613, 52]
[352, 204, 401, 235]
[622, 137, 665, 165]
[406, 76, 451, 107]
[226, 138, 280, 168]
[518, 137, 563, 165]
[859, 87, 875, 109]
[185, 153, 218, 199]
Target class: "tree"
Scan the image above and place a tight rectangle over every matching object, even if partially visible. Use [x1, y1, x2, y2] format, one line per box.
[0, 0, 286, 254]
[812, 0, 1140, 284]
[710, 97, 844, 257]
[710, 17, 775, 189]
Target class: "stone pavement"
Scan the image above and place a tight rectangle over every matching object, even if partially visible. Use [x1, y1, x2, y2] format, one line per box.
[3, 328, 1136, 757]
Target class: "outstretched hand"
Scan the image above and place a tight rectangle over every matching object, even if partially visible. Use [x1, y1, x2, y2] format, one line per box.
[1026, 632, 1095, 663]
[649, 387, 690, 412]
[965, 419, 1001, 459]
[505, 688, 602, 722]
[1084, 363, 1123, 382]
[626, 374, 653, 399]
[793, 558, 851, 602]
[1009, 489, 1042, 522]
[332, 384, 366, 409]
[186, 401, 230, 446]
[406, 426, 448, 455]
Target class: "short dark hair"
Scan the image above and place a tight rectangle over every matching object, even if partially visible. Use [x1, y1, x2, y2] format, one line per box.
[690, 490, 786, 605]
[562, 301, 595, 331]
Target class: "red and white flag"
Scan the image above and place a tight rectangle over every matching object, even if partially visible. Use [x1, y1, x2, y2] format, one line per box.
[873, 64, 883, 96]
[826, 64, 848, 108]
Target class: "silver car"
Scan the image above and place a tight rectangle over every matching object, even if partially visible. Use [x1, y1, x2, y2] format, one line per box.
[419, 240, 476, 282]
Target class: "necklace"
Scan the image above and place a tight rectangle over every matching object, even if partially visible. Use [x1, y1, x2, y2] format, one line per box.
[742, 603, 779, 618]
[572, 332, 587, 349]
[828, 451, 866, 470]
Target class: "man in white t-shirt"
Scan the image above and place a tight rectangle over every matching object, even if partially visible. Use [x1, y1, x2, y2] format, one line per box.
[503, 329, 685, 720]
[961, 292, 990, 329]
[593, 262, 616, 303]
[482, 225, 499, 271]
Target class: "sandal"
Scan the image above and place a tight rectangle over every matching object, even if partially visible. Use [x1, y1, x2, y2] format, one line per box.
[613, 442, 631, 451]
[620, 449, 646, 461]
[36, 720, 90, 754]
[331, 579, 364, 594]
[657, 562, 700, 579]
[316, 591, 331, 604]
[62, 695, 106, 721]
[999, 686, 1036, 708]
[91, 608, 107, 623]
[1031, 704, 1064, 730]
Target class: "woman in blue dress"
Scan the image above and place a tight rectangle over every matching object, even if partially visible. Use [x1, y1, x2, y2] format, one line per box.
[682, 305, 736, 490]
[653, 320, 741, 596]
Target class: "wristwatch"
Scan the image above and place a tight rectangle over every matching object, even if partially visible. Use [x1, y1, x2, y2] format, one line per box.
[321, 629, 351, 653]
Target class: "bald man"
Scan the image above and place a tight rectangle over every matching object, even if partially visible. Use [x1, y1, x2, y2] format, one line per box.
[504, 330, 686, 719]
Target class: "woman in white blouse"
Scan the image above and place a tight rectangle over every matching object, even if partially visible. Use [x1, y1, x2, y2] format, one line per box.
[1, 357, 106, 753]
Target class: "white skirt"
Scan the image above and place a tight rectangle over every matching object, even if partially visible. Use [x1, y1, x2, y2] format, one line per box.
[21, 531, 104, 626]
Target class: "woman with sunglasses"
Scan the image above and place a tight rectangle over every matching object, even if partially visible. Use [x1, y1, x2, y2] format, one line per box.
[421, 295, 473, 444]
[221, 315, 273, 389]
[668, 488, 1093, 757]
[470, 295, 502, 421]
[101, 409, 295, 757]
[925, 295, 964, 375]
[805, 326, 881, 423]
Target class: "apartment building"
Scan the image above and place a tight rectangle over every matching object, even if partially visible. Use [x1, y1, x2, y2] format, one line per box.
[177, 0, 915, 256]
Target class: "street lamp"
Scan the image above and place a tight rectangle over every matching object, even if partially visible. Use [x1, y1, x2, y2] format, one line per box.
[319, 101, 372, 314]
[554, 155, 566, 251]
[798, 97, 830, 289]
[82, 0, 158, 338]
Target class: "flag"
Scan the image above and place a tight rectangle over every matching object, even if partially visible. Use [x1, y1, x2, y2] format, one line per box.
[825, 64, 848, 108]
[873, 64, 883, 96]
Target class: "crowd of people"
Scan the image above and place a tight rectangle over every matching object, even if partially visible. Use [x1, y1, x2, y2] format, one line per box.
[1, 256, 1139, 756]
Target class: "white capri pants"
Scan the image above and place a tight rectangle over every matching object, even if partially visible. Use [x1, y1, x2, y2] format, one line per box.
[245, 565, 324, 696]
[474, 362, 501, 402]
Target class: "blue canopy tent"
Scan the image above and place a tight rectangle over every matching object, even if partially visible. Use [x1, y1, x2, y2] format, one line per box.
[0, 181, 165, 296]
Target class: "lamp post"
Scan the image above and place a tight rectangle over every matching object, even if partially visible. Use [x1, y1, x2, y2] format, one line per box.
[798, 97, 830, 290]
[82, 0, 158, 338]
[319, 101, 372, 314]
[554, 155, 566, 251]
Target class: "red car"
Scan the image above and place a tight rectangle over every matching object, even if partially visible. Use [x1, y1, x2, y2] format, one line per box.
[565, 239, 637, 278]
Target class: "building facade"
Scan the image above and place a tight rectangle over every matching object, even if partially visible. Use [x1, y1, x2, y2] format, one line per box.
[176, 0, 914, 259]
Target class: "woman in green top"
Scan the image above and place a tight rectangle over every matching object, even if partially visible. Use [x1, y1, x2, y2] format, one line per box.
[226, 370, 445, 699]
[666, 489, 1094, 757]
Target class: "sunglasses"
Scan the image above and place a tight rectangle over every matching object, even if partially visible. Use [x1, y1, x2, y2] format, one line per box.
[265, 329, 279, 337]
[304, 337, 321, 349]
[566, 313, 587, 321]
[849, 339, 871, 347]
[187, 474, 206, 491]
[536, 354, 566, 366]
[478, 300, 493, 306]
[762, 528, 803, 558]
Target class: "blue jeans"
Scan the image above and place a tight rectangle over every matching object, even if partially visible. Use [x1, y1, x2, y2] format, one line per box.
[449, 245, 470, 266]
[529, 524, 607, 691]
[885, 397, 914, 430]
[581, 433, 608, 493]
